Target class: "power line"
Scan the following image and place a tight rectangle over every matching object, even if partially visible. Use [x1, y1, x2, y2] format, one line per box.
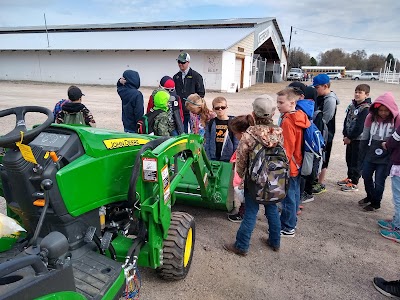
[293, 26, 400, 43]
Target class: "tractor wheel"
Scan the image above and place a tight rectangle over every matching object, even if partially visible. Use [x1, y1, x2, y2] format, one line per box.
[157, 212, 195, 280]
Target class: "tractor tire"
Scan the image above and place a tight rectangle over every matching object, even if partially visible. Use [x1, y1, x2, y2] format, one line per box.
[157, 212, 195, 280]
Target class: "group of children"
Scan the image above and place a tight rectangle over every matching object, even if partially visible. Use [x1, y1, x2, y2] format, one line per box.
[223, 73, 400, 256]
[52, 72, 400, 249]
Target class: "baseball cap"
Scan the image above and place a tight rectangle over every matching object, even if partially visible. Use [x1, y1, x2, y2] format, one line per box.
[252, 95, 276, 118]
[177, 52, 190, 63]
[288, 81, 306, 95]
[68, 86, 85, 101]
[160, 76, 175, 89]
[311, 74, 330, 86]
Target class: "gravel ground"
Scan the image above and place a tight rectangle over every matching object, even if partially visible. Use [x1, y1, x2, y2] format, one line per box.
[0, 79, 399, 300]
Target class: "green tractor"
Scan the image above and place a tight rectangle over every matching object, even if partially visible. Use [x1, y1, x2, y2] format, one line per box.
[0, 106, 233, 299]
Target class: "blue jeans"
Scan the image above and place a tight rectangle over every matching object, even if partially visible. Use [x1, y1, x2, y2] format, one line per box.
[183, 114, 190, 133]
[280, 175, 300, 231]
[124, 129, 136, 133]
[171, 129, 179, 136]
[235, 191, 281, 251]
[362, 161, 389, 208]
[392, 175, 400, 228]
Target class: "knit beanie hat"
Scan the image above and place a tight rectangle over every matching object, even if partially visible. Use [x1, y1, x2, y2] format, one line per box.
[153, 90, 170, 112]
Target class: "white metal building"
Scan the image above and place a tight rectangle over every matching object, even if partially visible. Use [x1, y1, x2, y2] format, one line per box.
[0, 18, 287, 92]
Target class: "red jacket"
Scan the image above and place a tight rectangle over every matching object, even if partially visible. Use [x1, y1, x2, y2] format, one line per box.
[281, 110, 310, 177]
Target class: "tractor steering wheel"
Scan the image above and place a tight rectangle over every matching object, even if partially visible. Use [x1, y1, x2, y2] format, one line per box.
[0, 106, 54, 148]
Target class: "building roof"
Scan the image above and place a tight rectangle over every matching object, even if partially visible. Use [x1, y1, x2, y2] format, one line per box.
[0, 17, 285, 53]
[0, 27, 254, 51]
[0, 18, 274, 33]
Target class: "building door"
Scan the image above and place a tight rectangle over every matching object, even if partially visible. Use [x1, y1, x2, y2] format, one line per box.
[234, 57, 244, 89]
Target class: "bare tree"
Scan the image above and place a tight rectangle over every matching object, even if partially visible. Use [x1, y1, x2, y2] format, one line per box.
[366, 54, 386, 72]
[318, 48, 347, 66]
[289, 47, 311, 68]
[346, 50, 367, 70]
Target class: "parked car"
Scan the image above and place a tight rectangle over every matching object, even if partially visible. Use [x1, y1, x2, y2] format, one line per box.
[352, 72, 379, 80]
[326, 72, 342, 80]
[287, 68, 304, 81]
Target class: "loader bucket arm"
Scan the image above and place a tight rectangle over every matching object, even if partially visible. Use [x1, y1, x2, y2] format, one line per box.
[131, 134, 233, 268]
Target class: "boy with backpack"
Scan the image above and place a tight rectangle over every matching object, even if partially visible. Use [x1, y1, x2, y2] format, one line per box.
[146, 76, 184, 136]
[223, 95, 287, 255]
[137, 90, 170, 136]
[338, 84, 371, 192]
[289, 85, 325, 204]
[52, 85, 76, 120]
[278, 88, 310, 237]
[204, 96, 239, 162]
[311, 74, 340, 194]
[56, 86, 96, 127]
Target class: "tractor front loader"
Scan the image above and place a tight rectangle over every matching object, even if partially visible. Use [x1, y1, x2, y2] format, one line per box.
[0, 106, 233, 300]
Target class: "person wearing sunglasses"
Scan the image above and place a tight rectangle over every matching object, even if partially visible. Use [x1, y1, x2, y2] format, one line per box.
[204, 96, 239, 163]
[173, 52, 205, 133]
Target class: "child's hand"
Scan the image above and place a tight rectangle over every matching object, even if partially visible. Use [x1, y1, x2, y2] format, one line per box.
[119, 77, 126, 85]
[382, 142, 387, 150]
[343, 137, 351, 145]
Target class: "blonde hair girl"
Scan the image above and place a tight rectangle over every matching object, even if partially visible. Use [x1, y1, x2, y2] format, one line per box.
[185, 93, 216, 136]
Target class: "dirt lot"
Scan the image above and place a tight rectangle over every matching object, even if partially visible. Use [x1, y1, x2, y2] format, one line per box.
[0, 79, 399, 300]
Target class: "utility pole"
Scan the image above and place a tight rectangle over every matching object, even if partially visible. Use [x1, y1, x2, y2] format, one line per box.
[287, 26, 293, 68]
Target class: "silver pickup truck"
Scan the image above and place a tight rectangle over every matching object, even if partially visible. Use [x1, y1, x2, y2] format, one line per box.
[287, 68, 304, 81]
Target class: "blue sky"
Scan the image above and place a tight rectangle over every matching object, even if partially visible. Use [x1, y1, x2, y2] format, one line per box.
[1, 0, 400, 61]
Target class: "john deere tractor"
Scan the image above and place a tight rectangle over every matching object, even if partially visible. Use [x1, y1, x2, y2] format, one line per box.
[0, 106, 233, 300]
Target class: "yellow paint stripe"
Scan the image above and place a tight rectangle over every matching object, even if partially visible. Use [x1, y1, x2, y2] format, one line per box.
[165, 139, 188, 151]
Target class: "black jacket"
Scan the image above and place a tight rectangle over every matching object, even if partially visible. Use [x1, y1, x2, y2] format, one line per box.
[173, 68, 205, 115]
[117, 70, 144, 133]
[342, 98, 370, 140]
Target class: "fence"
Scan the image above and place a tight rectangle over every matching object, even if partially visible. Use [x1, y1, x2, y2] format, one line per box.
[379, 59, 400, 84]
[255, 57, 267, 83]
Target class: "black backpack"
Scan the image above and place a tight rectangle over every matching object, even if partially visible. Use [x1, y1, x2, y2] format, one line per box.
[137, 109, 163, 134]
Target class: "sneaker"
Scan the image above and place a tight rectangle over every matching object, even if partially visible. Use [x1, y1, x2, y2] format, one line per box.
[380, 229, 400, 243]
[281, 228, 295, 237]
[228, 213, 243, 223]
[341, 183, 359, 192]
[337, 178, 351, 186]
[364, 204, 380, 211]
[312, 183, 326, 195]
[373, 277, 400, 298]
[358, 197, 370, 206]
[302, 193, 315, 203]
[223, 243, 248, 256]
[378, 219, 394, 230]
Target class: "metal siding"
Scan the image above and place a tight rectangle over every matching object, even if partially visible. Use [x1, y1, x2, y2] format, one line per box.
[0, 50, 224, 90]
